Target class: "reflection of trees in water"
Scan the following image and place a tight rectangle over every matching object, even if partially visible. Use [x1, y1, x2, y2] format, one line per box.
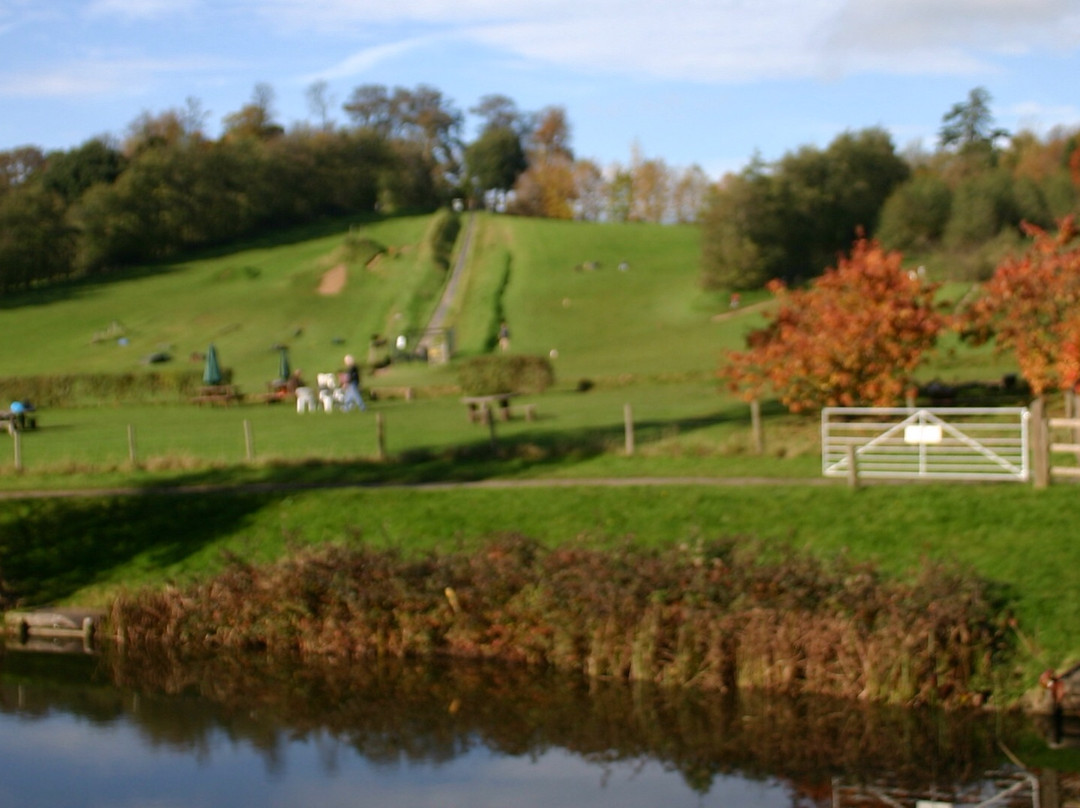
[80, 647, 1033, 795]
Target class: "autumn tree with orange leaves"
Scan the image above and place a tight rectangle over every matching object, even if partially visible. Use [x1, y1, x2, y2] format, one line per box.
[961, 217, 1080, 395]
[723, 237, 946, 412]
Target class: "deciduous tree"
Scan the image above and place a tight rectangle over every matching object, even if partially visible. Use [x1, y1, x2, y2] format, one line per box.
[961, 217, 1080, 394]
[723, 237, 945, 411]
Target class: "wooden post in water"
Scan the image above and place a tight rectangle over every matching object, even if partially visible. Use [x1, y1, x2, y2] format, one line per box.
[750, 399, 764, 455]
[12, 429, 22, 472]
[243, 419, 254, 462]
[375, 412, 386, 461]
[624, 403, 635, 456]
[127, 424, 138, 465]
[845, 443, 859, 489]
[1031, 397, 1049, 489]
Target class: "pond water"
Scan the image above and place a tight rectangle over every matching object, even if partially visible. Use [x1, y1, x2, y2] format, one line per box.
[2, 643, 1078, 808]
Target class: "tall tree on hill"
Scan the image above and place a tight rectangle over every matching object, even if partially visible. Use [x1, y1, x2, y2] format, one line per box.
[38, 138, 126, 203]
[508, 106, 577, 218]
[0, 184, 75, 292]
[671, 164, 710, 224]
[0, 146, 46, 195]
[700, 128, 907, 289]
[222, 83, 284, 142]
[939, 87, 1009, 155]
[343, 83, 461, 207]
[124, 99, 207, 156]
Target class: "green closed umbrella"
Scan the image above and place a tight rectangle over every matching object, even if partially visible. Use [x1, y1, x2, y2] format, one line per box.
[278, 347, 290, 382]
[203, 344, 223, 386]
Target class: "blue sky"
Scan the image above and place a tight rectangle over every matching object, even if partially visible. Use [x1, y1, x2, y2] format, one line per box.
[1, 0, 1079, 178]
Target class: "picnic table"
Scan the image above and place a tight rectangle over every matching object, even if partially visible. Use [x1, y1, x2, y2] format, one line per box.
[462, 393, 536, 423]
[0, 403, 37, 433]
[190, 385, 244, 406]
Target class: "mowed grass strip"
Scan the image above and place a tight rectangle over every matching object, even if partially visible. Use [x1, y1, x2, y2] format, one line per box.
[1, 481, 1076, 684]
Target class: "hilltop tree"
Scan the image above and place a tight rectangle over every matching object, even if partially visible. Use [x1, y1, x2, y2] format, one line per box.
[0, 146, 45, 194]
[723, 237, 945, 412]
[939, 87, 1009, 153]
[38, 138, 126, 203]
[508, 107, 577, 218]
[123, 99, 207, 155]
[961, 217, 1080, 394]
[470, 94, 531, 135]
[465, 126, 527, 208]
[222, 83, 284, 142]
[700, 128, 908, 289]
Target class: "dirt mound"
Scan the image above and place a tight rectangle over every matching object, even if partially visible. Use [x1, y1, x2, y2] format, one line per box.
[318, 264, 347, 295]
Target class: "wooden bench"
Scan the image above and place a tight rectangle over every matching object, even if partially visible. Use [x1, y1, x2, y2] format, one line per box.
[462, 395, 536, 423]
[462, 393, 517, 423]
[0, 405, 37, 433]
[511, 403, 537, 421]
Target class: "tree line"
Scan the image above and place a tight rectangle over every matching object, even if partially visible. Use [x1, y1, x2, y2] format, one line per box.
[701, 88, 1080, 290]
[0, 84, 708, 295]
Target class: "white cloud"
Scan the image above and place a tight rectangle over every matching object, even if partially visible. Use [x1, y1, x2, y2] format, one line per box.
[825, 0, 1080, 57]
[87, 0, 200, 20]
[306, 36, 443, 83]
[0, 53, 237, 99]
[247, 0, 1080, 85]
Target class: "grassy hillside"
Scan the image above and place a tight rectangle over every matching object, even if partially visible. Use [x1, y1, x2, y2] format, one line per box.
[0, 210, 1017, 396]
[0, 214, 444, 386]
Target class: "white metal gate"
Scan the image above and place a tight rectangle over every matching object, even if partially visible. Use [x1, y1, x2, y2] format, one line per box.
[821, 407, 1029, 482]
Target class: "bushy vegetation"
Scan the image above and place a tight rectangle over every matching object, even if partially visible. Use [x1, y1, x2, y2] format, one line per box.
[701, 89, 1080, 289]
[110, 536, 1012, 706]
[422, 207, 462, 270]
[456, 354, 555, 395]
[0, 370, 203, 407]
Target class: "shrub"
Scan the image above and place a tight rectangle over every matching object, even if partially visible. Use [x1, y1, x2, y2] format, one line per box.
[457, 355, 555, 395]
[0, 370, 203, 407]
[423, 208, 461, 270]
[109, 538, 1015, 707]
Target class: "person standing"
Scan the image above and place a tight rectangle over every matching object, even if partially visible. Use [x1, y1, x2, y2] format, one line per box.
[342, 354, 366, 412]
[498, 321, 511, 353]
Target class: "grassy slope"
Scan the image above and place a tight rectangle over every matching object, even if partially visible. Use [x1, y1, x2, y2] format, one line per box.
[0, 214, 441, 384]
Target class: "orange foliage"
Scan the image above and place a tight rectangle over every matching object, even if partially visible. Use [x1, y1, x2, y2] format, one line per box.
[722, 238, 946, 412]
[961, 217, 1080, 395]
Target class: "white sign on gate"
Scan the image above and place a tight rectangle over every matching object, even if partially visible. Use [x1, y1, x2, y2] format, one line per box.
[822, 407, 1029, 482]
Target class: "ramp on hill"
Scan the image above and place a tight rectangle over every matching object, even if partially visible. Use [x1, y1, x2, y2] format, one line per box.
[419, 213, 474, 356]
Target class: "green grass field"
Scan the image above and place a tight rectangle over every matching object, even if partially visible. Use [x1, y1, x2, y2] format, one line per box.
[3, 210, 1074, 698]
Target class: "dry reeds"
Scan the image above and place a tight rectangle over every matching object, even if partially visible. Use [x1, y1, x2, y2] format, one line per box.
[109, 536, 1013, 706]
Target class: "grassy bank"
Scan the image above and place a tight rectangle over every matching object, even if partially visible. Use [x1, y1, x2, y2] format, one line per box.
[1, 480, 1077, 700]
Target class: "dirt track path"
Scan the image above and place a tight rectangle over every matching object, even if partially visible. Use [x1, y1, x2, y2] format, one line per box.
[0, 476, 834, 500]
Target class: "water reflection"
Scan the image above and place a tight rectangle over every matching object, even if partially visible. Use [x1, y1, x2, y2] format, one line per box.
[1, 643, 1077, 807]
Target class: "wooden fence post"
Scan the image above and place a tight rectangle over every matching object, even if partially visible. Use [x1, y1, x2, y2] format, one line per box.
[624, 403, 635, 456]
[243, 419, 255, 462]
[750, 399, 764, 455]
[845, 443, 859, 489]
[127, 424, 138, 465]
[485, 405, 498, 451]
[376, 412, 386, 461]
[12, 429, 22, 472]
[1031, 397, 1049, 489]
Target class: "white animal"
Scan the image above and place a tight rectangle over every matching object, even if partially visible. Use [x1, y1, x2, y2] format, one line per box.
[295, 386, 316, 413]
[316, 373, 345, 412]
